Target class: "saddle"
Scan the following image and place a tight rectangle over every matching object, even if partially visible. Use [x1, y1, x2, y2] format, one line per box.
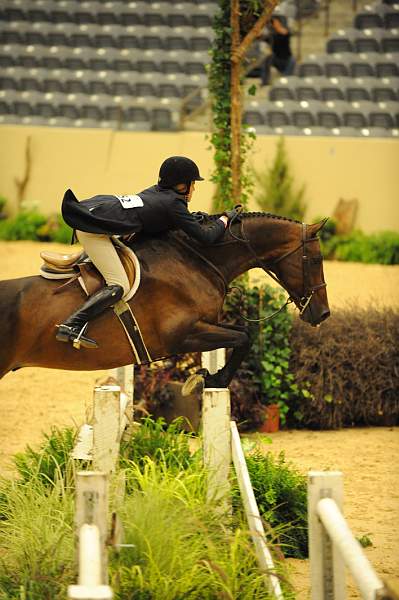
[40, 238, 139, 302]
[40, 239, 151, 363]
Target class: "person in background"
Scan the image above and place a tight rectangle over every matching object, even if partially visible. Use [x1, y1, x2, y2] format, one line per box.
[260, 15, 296, 86]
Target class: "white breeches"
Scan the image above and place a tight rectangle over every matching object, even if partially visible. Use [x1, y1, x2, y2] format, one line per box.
[76, 230, 130, 298]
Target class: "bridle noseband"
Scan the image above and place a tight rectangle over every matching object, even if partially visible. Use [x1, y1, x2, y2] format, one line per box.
[228, 215, 326, 321]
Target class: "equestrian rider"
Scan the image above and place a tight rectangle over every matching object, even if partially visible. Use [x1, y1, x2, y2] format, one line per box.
[57, 156, 238, 349]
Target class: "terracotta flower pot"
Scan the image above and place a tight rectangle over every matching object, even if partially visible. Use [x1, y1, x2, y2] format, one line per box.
[259, 403, 280, 433]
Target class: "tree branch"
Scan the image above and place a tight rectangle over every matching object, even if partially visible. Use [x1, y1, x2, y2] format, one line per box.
[231, 0, 279, 64]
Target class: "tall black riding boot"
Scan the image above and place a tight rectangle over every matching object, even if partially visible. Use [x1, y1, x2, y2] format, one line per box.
[56, 284, 124, 349]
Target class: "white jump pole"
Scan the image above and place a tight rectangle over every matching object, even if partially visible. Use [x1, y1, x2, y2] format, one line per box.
[92, 385, 121, 474]
[308, 471, 384, 600]
[231, 421, 284, 600]
[68, 471, 113, 600]
[202, 349, 226, 375]
[202, 387, 231, 511]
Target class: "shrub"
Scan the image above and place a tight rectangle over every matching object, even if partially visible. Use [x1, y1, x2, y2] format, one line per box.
[233, 448, 308, 558]
[253, 136, 307, 221]
[0, 210, 73, 243]
[288, 306, 399, 428]
[322, 230, 399, 265]
[0, 209, 47, 240]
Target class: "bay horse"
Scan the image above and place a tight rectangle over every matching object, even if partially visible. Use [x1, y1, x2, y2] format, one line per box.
[0, 213, 330, 388]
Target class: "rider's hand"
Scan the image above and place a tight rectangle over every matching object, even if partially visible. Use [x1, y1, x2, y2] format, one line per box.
[223, 208, 241, 223]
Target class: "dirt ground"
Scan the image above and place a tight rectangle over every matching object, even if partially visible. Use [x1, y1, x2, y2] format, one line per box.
[0, 241, 398, 598]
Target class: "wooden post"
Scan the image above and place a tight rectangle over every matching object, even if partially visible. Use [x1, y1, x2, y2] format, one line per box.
[231, 421, 283, 599]
[202, 388, 231, 511]
[308, 471, 346, 600]
[68, 471, 113, 599]
[109, 366, 134, 420]
[92, 385, 121, 474]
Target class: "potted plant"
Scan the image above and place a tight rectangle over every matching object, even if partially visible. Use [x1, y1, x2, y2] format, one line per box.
[258, 349, 292, 433]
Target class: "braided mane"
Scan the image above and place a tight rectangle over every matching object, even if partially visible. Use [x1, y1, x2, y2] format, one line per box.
[210, 211, 302, 225]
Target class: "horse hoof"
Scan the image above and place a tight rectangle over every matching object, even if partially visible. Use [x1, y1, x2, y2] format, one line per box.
[182, 373, 205, 397]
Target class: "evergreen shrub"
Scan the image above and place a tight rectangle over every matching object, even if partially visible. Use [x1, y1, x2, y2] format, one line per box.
[289, 306, 399, 428]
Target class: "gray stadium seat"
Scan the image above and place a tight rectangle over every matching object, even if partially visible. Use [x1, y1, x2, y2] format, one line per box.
[291, 100, 323, 128]
[381, 34, 399, 53]
[298, 54, 326, 77]
[326, 30, 356, 54]
[354, 28, 385, 53]
[264, 100, 296, 127]
[354, 8, 383, 30]
[243, 109, 265, 126]
[268, 75, 302, 101]
[370, 101, 399, 128]
[325, 53, 352, 77]
[317, 102, 344, 128]
[350, 53, 377, 77]
[375, 53, 399, 77]
[151, 107, 179, 130]
[383, 7, 399, 28]
[343, 100, 375, 128]
[372, 76, 399, 101]
[320, 76, 350, 101]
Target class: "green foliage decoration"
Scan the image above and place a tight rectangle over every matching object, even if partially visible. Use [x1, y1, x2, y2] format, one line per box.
[323, 230, 399, 265]
[208, 0, 258, 212]
[224, 284, 311, 427]
[253, 137, 307, 221]
[13, 426, 77, 487]
[0, 206, 73, 243]
[233, 449, 308, 558]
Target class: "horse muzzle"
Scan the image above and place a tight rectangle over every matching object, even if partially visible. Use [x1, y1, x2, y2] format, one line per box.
[300, 303, 330, 327]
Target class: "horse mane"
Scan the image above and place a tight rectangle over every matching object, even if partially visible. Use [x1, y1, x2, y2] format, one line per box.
[209, 211, 302, 225]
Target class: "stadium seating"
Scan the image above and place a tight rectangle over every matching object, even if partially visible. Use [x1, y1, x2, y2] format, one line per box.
[264, 0, 399, 137]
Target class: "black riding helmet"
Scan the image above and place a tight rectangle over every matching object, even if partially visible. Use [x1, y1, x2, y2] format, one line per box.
[158, 156, 204, 189]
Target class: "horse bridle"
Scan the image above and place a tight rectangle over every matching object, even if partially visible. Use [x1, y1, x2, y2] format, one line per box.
[228, 215, 327, 318]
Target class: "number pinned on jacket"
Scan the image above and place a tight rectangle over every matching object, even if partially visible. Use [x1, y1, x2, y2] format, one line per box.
[116, 195, 144, 209]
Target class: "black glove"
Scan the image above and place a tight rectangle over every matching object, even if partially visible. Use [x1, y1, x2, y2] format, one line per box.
[191, 211, 209, 223]
[223, 208, 242, 223]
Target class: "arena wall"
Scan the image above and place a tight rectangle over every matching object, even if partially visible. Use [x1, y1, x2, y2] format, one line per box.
[0, 125, 398, 232]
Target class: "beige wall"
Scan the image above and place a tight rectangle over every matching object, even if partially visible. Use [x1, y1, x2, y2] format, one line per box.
[0, 124, 398, 232]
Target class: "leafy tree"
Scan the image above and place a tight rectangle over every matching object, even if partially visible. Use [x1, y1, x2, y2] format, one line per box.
[254, 137, 307, 221]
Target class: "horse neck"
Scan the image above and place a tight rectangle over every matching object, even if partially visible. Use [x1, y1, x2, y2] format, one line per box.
[205, 216, 300, 284]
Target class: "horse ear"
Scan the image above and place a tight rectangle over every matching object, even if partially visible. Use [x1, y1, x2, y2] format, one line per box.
[309, 217, 328, 237]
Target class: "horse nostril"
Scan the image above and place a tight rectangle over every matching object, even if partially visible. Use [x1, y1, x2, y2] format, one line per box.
[320, 309, 330, 322]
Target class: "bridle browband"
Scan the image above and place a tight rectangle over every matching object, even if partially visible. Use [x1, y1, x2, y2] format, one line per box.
[227, 214, 327, 322]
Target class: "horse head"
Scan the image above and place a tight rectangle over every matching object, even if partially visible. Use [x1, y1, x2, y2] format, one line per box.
[235, 214, 330, 327]
[269, 219, 330, 326]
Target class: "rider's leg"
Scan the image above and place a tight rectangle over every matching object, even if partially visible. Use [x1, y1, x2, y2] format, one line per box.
[56, 232, 130, 349]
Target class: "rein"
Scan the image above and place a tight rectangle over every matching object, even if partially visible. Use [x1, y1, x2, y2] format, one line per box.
[173, 235, 229, 294]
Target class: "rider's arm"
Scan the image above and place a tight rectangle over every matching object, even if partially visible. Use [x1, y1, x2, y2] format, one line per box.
[170, 199, 227, 245]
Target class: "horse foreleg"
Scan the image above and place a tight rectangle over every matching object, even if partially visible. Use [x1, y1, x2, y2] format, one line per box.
[179, 321, 250, 391]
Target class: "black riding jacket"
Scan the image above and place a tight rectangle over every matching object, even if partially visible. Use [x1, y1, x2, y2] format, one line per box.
[61, 185, 225, 245]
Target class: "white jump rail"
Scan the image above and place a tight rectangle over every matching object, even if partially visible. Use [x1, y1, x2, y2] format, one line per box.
[68, 472, 113, 600]
[202, 384, 283, 600]
[231, 420, 284, 599]
[308, 471, 385, 600]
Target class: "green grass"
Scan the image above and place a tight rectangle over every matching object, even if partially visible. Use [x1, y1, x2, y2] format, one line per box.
[0, 421, 296, 599]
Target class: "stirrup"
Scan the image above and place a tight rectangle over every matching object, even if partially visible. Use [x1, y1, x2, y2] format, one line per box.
[55, 323, 98, 350]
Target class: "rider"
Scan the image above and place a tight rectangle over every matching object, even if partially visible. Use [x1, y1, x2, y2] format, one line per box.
[57, 156, 238, 350]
